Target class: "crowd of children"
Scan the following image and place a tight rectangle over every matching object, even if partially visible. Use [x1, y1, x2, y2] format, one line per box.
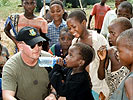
[0, 0, 133, 100]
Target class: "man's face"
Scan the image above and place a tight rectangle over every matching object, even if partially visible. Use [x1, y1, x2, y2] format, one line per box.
[21, 42, 42, 60]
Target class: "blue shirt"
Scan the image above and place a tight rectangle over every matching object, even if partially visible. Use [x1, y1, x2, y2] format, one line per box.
[110, 72, 133, 100]
[46, 19, 67, 47]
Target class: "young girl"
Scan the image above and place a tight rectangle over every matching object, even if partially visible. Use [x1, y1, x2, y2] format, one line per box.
[5, 0, 48, 52]
[46, 0, 67, 47]
[110, 28, 133, 100]
[97, 17, 132, 99]
[67, 9, 109, 98]
[48, 27, 74, 59]
[49, 42, 95, 100]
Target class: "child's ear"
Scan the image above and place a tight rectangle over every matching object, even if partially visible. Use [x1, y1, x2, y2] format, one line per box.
[81, 20, 87, 27]
[79, 59, 85, 67]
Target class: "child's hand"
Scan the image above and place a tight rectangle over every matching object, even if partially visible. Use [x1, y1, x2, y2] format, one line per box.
[97, 45, 107, 61]
[56, 57, 64, 66]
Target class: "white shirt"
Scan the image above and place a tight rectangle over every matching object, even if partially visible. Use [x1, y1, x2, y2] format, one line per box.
[100, 9, 117, 39]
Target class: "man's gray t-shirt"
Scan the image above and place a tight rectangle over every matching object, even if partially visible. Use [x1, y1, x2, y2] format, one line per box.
[2, 51, 52, 100]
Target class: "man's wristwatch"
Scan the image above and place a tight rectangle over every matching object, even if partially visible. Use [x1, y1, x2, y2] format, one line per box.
[50, 92, 59, 100]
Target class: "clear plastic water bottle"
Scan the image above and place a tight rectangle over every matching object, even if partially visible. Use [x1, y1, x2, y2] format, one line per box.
[38, 57, 59, 67]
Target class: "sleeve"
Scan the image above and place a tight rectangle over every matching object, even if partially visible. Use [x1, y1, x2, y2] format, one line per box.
[91, 4, 97, 16]
[48, 44, 55, 55]
[2, 60, 17, 92]
[100, 11, 110, 38]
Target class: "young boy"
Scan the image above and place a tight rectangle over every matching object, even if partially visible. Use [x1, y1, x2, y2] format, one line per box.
[5, 0, 48, 52]
[88, 0, 110, 33]
[97, 17, 132, 99]
[46, 0, 67, 47]
[48, 27, 74, 59]
[117, 1, 133, 25]
[110, 28, 133, 100]
[49, 42, 95, 100]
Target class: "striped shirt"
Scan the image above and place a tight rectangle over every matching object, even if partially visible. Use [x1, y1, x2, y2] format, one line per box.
[46, 19, 67, 47]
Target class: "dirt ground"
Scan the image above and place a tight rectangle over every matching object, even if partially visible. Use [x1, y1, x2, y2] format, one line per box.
[0, 19, 15, 57]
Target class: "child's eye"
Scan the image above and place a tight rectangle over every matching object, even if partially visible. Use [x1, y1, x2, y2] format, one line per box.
[61, 37, 65, 41]
[57, 10, 61, 12]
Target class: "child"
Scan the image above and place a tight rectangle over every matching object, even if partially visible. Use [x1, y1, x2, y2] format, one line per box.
[117, 1, 133, 26]
[100, 0, 127, 39]
[46, 0, 67, 47]
[97, 17, 132, 99]
[67, 9, 109, 98]
[88, 0, 110, 33]
[110, 28, 133, 100]
[49, 42, 95, 100]
[0, 44, 7, 77]
[48, 27, 74, 59]
[5, 0, 48, 52]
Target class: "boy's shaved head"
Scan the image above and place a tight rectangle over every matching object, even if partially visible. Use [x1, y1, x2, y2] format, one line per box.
[110, 17, 132, 32]
[117, 28, 133, 49]
[118, 1, 132, 14]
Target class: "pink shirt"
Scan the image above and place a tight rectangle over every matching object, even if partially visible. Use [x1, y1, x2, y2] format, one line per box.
[18, 14, 48, 33]
[91, 3, 110, 29]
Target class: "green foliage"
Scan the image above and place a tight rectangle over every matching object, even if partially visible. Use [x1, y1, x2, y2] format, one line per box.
[0, 0, 23, 20]
[0, 0, 9, 6]
[66, 3, 72, 8]
[128, 0, 133, 3]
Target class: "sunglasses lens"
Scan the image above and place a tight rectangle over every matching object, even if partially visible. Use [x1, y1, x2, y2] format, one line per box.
[38, 41, 43, 46]
[31, 41, 43, 49]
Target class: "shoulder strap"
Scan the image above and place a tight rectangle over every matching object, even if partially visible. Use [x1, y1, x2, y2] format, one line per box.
[5, 14, 19, 37]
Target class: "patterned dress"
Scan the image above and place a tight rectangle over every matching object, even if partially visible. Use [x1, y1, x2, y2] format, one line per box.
[105, 65, 129, 99]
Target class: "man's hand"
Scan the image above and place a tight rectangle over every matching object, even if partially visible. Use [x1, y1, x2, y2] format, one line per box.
[45, 93, 56, 100]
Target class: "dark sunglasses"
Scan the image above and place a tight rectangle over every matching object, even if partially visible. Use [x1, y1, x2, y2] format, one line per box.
[31, 41, 43, 49]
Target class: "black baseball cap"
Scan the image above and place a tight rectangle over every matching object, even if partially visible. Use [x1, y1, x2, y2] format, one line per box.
[16, 26, 46, 47]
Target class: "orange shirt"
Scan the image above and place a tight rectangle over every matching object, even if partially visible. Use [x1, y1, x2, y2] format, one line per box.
[18, 14, 48, 33]
[91, 3, 110, 29]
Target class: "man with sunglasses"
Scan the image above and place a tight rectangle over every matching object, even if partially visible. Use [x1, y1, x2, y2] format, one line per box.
[2, 26, 52, 100]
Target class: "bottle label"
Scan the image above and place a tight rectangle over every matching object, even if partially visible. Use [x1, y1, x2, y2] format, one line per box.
[38, 57, 57, 67]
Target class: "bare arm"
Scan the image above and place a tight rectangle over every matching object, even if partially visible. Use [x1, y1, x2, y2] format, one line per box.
[4, 22, 18, 46]
[97, 45, 109, 80]
[87, 15, 93, 29]
[2, 90, 17, 100]
[125, 77, 133, 100]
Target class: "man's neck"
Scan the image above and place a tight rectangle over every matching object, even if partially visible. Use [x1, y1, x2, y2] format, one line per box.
[21, 53, 38, 67]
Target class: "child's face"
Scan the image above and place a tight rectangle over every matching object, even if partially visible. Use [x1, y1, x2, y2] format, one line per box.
[115, 0, 125, 8]
[117, 7, 132, 19]
[65, 46, 83, 68]
[59, 32, 73, 50]
[116, 38, 133, 68]
[50, 4, 64, 21]
[22, 0, 36, 14]
[67, 17, 84, 38]
[108, 23, 122, 46]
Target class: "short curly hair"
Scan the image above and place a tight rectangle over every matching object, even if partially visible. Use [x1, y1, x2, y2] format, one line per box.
[73, 43, 95, 67]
